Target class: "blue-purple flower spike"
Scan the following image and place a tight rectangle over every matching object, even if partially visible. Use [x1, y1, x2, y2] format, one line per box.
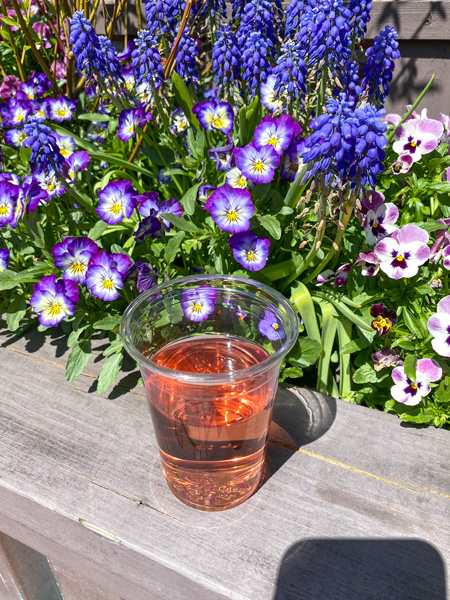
[212, 25, 241, 92]
[361, 25, 401, 106]
[131, 30, 164, 89]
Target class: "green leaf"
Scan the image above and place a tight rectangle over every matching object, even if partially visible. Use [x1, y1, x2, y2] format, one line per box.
[427, 182, 450, 194]
[403, 308, 421, 337]
[290, 281, 320, 343]
[398, 407, 434, 424]
[160, 213, 201, 233]
[67, 325, 87, 348]
[180, 183, 201, 216]
[288, 336, 321, 368]
[1, 16, 20, 27]
[280, 366, 304, 383]
[103, 336, 124, 357]
[165, 231, 185, 264]
[97, 351, 124, 394]
[88, 220, 109, 241]
[257, 214, 281, 240]
[353, 363, 378, 384]
[20, 145, 32, 162]
[66, 338, 92, 382]
[77, 113, 111, 122]
[162, 168, 189, 177]
[341, 338, 369, 354]
[0, 270, 19, 291]
[93, 315, 122, 330]
[403, 354, 417, 382]
[6, 295, 27, 331]
[171, 72, 199, 129]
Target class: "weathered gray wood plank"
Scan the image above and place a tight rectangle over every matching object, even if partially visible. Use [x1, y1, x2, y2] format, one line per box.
[0, 325, 449, 599]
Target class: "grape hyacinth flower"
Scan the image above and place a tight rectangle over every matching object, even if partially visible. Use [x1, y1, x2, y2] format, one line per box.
[52, 237, 99, 284]
[226, 168, 250, 189]
[349, 0, 373, 38]
[427, 296, 450, 357]
[97, 181, 136, 225]
[259, 310, 285, 341]
[237, 0, 281, 51]
[54, 134, 76, 159]
[370, 303, 398, 336]
[175, 28, 200, 86]
[272, 41, 307, 102]
[22, 119, 65, 173]
[393, 118, 444, 163]
[126, 261, 158, 293]
[204, 184, 254, 233]
[363, 194, 399, 245]
[391, 359, 442, 406]
[65, 151, 90, 182]
[254, 115, 302, 156]
[131, 30, 164, 89]
[47, 97, 77, 122]
[181, 286, 218, 322]
[209, 136, 235, 171]
[260, 76, 284, 112]
[85, 251, 132, 301]
[193, 101, 234, 135]
[228, 231, 270, 271]
[0, 183, 18, 226]
[374, 224, 430, 280]
[0, 248, 9, 271]
[241, 31, 273, 98]
[30, 275, 79, 326]
[212, 25, 241, 91]
[361, 25, 401, 105]
[234, 142, 280, 184]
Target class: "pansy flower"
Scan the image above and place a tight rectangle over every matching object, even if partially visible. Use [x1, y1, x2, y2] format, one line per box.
[17, 81, 38, 101]
[260, 75, 284, 112]
[126, 261, 158, 293]
[6, 100, 30, 127]
[354, 251, 380, 276]
[134, 216, 162, 243]
[209, 136, 234, 171]
[47, 97, 77, 122]
[391, 154, 413, 175]
[97, 181, 136, 225]
[0, 248, 9, 271]
[30, 275, 79, 326]
[317, 264, 351, 287]
[180, 286, 218, 322]
[85, 251, 132, 301]
[117, 107, 152, 142]
[259, 310, 285, 341]
[393, 118, 444, 163]
[228, 231, 270, 271]
[0, 75, 21, 100]
[192, 100, 234, 134]
[29, 99, 48, 121]
[234, 142, 281, 184]
[375, 225, 430, 280]
[225, 167, 250, 189]
[391, 358, 442, 406]
[197, 184, 216, 205]
[136, 81, 153, 105]
[4, 129, 28, 148]
[54, 133, 76, 159]
[372, 348, 403, 372]
[34, 169, 65, 197]
[172, 109, 189, 134]
[65, 151, 90, 182]
[86, 121, 109, 145]
[9, 196, 24, 229]
[363, 194, 399, 245]
[370, 303, 398, 336]
[0, 182, 16, 226]
[136, 192, 183, 230]
[22, 181, 49, 212]
[254, 115, 302, 156]
[427, 296, 450, 357]
[205, 184, 254, 234]
[281, 138, 305, 182]
[121, 66, 135, 92]
[52, 237, 99, 284]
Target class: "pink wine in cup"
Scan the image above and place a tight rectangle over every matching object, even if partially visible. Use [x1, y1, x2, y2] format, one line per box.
[145, 334, 279, 511]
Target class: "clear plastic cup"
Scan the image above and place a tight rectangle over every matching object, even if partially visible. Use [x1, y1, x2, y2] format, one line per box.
[120, 274, 299, 511]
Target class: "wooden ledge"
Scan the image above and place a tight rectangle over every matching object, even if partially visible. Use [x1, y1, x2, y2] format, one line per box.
[0, 325, 449, 599]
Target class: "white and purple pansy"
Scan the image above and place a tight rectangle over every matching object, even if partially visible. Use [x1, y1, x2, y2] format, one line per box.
[393, 118, 444, 162]
[47, 96, 77, 122]
[30, 274, 79, 327]
[228, 231, 270, 271]
[121, 66, 135, 92]
[136, 192, 183, 231]
[208, 135, 234, 171]
[260, 75, 284, 112]
[317, 264, 351, 287]
[52, 237, 99, 284]
[22, 181, 48, 212]
[7, 100, 30, 126]
[192, 100, 234, 135]
[204, 184, 254, 234]
[391, 358, 442, 406]
[254, 114, 302, 156]
[65, 151, 90, 182]
[29, 98, 48, 120]
[172, 109, 189, 135]
[0, 248, 9, 271]
[391, 154, 413, 175]
[96, 181, 136, 225]
[85, 251, 131, 301]
[117, 108, 142, 142]
[427, 296, 450, 357]
[180, 286, 218, 322]
[33, 168, 65, 197]
[0, 182, 16, 226]
[225, 167, 250, 189]
[374, 224, 430, 280]
[4, 128, 28, 148]
[259, 310, 285, 341]
[234, 141, 281, 185]
[54, 133, 76, 158]
[281, 137, 305, 182]
[363, 194, 399, 245]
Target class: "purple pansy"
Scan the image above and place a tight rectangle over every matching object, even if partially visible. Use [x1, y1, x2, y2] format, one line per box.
[4, 129, 28, 148]
[427, 296, 450, 357]
[47, 97, 77, 122]
[135, 192, 183, 232]
[65, 151, 90, 182]
[260, 75, 284, 112]
[281, 138, 305, 182]
[393, 118, 444, 163]
[434, 218, 450, 263]
[0, 182, 16, 227]
[22, 181, 49, 212]
[391, 154, 413, 175]
[317, 269, 335, 285]
[209, 135, 235, 171]
[317, 264, 351, 287]
[0, 75, 21, 100]
[234, 142, 280, 184]
[363, 194, 399, 245]
[372, 348, 403, 372]
[54, 133, 76, 159]
[33, 169, 65, 198]
[253, 114, 302, 156]
[117, 107, 152, 142]
[374, 225, 430, 280]
[3, 100, 30, 127]
[370, 303, 398, 336]
[126, 261, 158, 293]
[52, 237, 99, 284]
[180, 286, 218, 322]
[204, 184, 254, 234]
[0, 248, 9, 271]
[259, 310, 285, 341]
[192, 100, 234, 134]
[197, 184, 216, 205]
[30, 275, 79, 327]
[228, 231, 270, 271]
[391, 358, 442, 406]
[172, 109, 189, 134]
[134, 216, 162, 243]
[85, 251, 131, 301]
[96, 181, 136, 225]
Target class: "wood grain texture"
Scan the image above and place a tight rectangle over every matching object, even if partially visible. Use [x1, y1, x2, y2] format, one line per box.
[0, 325, 449, 600]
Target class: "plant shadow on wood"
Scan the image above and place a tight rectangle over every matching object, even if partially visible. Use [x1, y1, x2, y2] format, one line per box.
[273, 538, 447, 600]
[264, 386, 336, 484]
[0, 321, 67, 357]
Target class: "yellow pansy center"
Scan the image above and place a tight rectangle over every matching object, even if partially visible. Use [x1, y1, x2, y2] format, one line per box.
[126, 82, 132, 90]
[372, 220, 380, 230]
[72, 262, 85, 274]
[409, 383, 418, 391]
[58, 108, 68, 117]
[60, 148, 70, 157]
[128, 125, 134, 133]
[237, 177, 247, 187]
[103, 279, 114, 290]
[17, 114, 24, 122]
[111, 203, 122, 215]
[396, 254, 405, 262]
[0, 205, 8, 216]
[48, 183, 55, 191]
[253, 159, 265, 173]
[246, 250, 256, 261]
[410, 141, 417, 148]
[49, 303, 62, 317]
[213, 117, 225, 128]
[273, 323, 279, 330]
[372, 315, 391, 332]
[227, 210, 239, 222]
[267, 136, 278, 146]
[193, 303, 203, 313]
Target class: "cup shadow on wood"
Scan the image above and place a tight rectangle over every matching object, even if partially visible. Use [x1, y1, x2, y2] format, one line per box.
[263, 386, 337, 484]
[273, 538, 447, 600]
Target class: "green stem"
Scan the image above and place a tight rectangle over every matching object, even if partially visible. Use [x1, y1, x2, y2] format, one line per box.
[337, 317, 352, 398]
[317, 302, 337, 396]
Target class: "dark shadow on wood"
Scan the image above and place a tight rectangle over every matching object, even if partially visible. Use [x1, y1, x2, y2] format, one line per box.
[264, 387, 336, 484]
[273, 539, 447, 600]
[0, 322, 67, 356]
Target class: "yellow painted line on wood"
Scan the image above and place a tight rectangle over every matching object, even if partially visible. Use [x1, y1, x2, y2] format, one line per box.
[79, 519, 121, 543]
[401, 480, 450, 500]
